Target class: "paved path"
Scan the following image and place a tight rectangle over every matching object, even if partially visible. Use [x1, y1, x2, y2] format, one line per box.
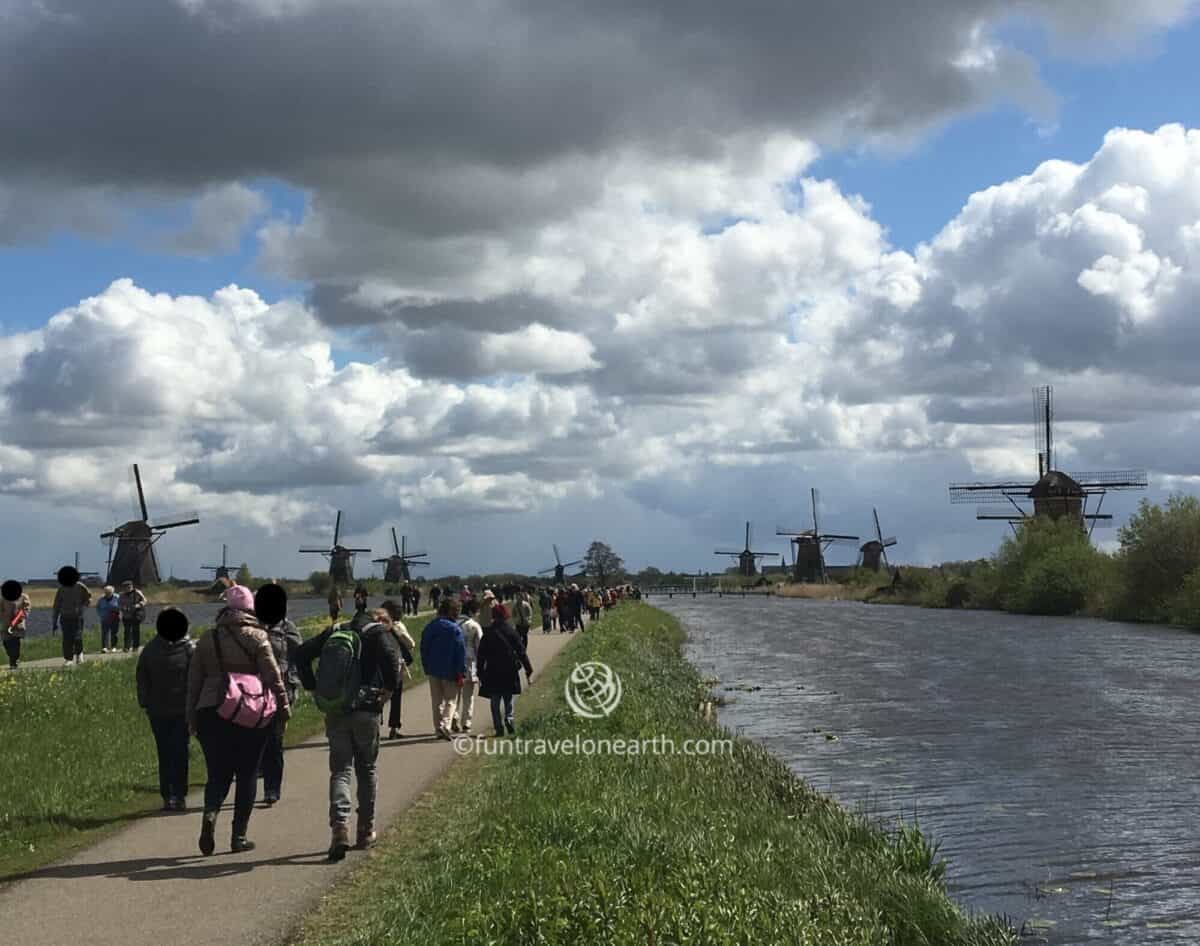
[0, 630, 578, 946]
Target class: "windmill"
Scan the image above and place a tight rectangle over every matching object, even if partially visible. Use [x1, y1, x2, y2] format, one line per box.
[372, 528, 429, 583]
[949, 385, 1148, 537]
[776, 490, 859, 584]
[202, 545, 235, 581]
[299, 511, 371, 587]
[715, 522, 781, 577]
[539, 544, 583, 585]
[858, 508, 898, 572]
[100, 465, 199, 586]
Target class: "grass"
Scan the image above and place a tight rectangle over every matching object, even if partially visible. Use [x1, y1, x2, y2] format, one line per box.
[0, 611, 435, 880]
[291, 602, 1016, 946]
[22, 585, 219, 609]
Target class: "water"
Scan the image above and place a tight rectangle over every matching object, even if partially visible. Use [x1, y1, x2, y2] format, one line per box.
[20, 597, 334, 639]
[661, 596, 1200, 943]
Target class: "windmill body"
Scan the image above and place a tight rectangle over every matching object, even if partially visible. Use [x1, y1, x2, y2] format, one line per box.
[715, 522, 780, 577]
[776, 490, 858, 584]
[300, 511, 371, 587]
[858, 508, 898, 572]
[538, 544, 583, 584]
[372, 528, 429, 583]
[202, 544, 234, 581]
[949, 386, 1147, 537]
[101, 465, 199, 586]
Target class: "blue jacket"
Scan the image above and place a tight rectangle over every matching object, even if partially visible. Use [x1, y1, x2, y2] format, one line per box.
[420, 617, 467, 680]
[96, 594, 121, 625]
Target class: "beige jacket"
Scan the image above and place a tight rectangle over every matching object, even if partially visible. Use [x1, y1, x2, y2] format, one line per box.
[390, 620, 416, 680]
[186, 608, 290, 729]
[1, 595, 31, 641]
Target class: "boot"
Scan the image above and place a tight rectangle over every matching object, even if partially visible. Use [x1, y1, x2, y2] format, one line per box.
[355, 821, 377, 850]
[231, 815, 255, 853]
[328, 822, 351, 862]
[198, 810, 217, 856]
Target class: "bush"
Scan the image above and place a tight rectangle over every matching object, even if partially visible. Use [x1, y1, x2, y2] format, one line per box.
[1169, 565, 1200, 629]
[1112, 495, 1200, 623]
[308, 570, 332, 595]
[994, 516, 1108, 616]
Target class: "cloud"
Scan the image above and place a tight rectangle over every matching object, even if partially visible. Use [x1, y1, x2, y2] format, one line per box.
[162, 182, 268, 256]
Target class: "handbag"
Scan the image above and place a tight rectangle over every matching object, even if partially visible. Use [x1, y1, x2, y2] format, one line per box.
[213, 626, 277, 729]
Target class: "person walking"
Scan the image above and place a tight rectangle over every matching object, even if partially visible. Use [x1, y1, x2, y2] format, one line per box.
[96, 585, 121, 654]
[476, 602, 533, 737]
[255, 583, 303, 806]
[420, 596, 466, 740]
[136, 608, 195, 811]
[513, 591, 533, 650]
[52, 566, 91, 666]
[1, 580, 31, 670]
[380, 599, 416, 739]
[452, 598, 483, 734]
[538, 588, 552, 634]
[186, 585, 289, 855]
[297, 607, 401, 860]
[429, 585, 441, 613]
[119, 580, 148, 652]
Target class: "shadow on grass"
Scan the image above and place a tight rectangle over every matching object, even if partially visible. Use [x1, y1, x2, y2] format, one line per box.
[4, 850, 330, 884]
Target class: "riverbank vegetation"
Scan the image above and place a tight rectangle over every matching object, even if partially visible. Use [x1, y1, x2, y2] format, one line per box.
[841, 495, 1200, 624]
[293, 602, 1015, 946]
[0, 614, 427, 879]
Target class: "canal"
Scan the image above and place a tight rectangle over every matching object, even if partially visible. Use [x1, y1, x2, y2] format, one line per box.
[661, 596, 1200, 943]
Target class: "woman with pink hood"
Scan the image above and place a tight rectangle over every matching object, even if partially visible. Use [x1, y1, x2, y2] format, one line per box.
[186, 585, 290, 855]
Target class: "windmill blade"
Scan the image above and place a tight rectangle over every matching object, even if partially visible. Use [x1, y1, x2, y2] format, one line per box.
[371, 557, 390, 564]
[822, 534, 860, 542]
[150, 514, 200, 531]
[1068, 470, 1148, 489]
[333, 511, 342, 547]
[133, 464, 149, 522]
[344, 547, 372, 553]
[949, 482, 1036, 504]
[882, 537, 898, 548]
[811, 487, 821, 535]
[745, 522, 751, 550]
[299, 546, 331, 553]
[402, 550, 429, 560]
[392, 528, 400, 555]
[553, 544, 562, 566]
[713, 549, 742, 556]
[537, 566, 557, 575]
[562, 559, 584, 569]
[873, 508, 884, 546]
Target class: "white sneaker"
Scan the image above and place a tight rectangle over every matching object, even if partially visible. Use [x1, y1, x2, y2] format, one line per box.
[101, 648, 108, 654]
[74, 656, 82, 665]
[64, 658, 72, 667]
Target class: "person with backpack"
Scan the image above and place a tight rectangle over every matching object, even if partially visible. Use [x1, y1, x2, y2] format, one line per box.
[137, 608, 195, 811]
[52, 565, 91, 666]
[186, 585, 289, 855]
[255, 583, 303, 806]
[296, 606, 402, 861]
[119, 580, 148, 652]
[420, 596, 466, 740]
[380, 599, 416, 739]
[1, 580, 31, 670]
[513, 591, 533, 650]
[452, 598, 483, 734]
[476, 602, 533, 737]
[96, 585, 121, 654]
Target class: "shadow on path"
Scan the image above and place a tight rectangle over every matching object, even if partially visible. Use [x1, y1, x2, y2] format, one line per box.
[5, 850, 330, 884]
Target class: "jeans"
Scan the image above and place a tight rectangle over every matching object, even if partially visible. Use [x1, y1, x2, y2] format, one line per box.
[261, 720, 285, 799]
[60, 616, 83, 661]
[101, 620, 120, 651]
[3, 637, 20, 668]
[149, 715, 190, 802]
[195, 708, 270, 828]
[326, 711, 380, 827]
[489, 693, 515, 733]
[386, 681, 403, 730]
[123, 620, 142, 650]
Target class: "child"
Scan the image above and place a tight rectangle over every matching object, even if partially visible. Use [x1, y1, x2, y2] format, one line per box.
[136, 609, 195, 811]
[1, 580, 31, 670]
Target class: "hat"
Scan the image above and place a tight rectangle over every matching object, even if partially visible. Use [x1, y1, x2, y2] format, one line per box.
[103, 585, 115, 595]
[121, 580, 134, 590]
[224, 584, 255, 612]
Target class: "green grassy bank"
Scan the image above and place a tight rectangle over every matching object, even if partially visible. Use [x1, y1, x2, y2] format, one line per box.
[0, 614, 430, 880]
[293, 603, 1015, 946]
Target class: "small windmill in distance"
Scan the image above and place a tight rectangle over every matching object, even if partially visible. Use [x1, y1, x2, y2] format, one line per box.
[299, 511, 371, 586]
[715, 522, 780, 577]
[539, 544, 583, 585]
[373, 528, 429, 583]
[858, 508, 898, 572]
[101, 465, 199, 586]
[777, 489, 859, 584]
[202, 544, 235, 582]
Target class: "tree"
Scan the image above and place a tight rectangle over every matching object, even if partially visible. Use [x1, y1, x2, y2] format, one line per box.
[583, 541, 624, 586]
[236, 562, 253, 586]
[1113, 495, 1200, 622]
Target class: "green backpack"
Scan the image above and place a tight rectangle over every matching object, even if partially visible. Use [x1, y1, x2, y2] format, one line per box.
[314, 624, 362, 715]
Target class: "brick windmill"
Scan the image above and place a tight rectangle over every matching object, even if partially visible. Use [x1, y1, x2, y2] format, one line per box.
[949, 385, 1147, 536]
[538, 544, 583, 585]
[100, 465, 199, 586]
[202, 544, 235, 582]
[776, 489, 859, 584]
[373, 528, 429, 583]
[858, 508, 898, 572]
[299, 511, 371, 586]
[715, 522, 780, 577]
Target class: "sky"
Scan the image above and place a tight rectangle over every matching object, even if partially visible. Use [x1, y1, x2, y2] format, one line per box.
[2, 0, 1200, 581]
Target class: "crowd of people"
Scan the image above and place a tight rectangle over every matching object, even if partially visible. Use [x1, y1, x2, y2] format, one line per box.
[3, 568, 633, 862]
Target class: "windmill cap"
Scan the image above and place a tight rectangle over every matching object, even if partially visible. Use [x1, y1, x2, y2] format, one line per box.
[224, 584, 255, 612]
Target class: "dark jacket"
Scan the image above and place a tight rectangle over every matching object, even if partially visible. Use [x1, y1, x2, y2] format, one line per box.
[264, 619, 303, 705]
[296, 621, 401, 715]
[476, 621, 533, 699]
[420, 617, 467, 680]
[137, 635, 195, 719]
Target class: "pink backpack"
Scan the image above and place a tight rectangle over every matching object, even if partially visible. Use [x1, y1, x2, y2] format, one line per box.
[213, 627, 277, 729]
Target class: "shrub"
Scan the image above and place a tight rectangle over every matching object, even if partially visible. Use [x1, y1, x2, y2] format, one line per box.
[995, 516, 1108, 616]
[1169, 565, 1200, 630]
[308, 570, 332, 595]
[1112, 495, 1200, 623]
